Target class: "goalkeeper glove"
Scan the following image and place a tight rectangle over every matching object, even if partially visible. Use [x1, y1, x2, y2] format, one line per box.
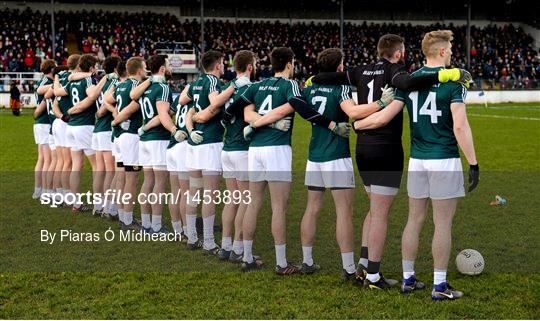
[329, 121, 351, 138]
[468, 164, 479, 192]
[438, 68, 472, 88]
[377, 84, 395, 108]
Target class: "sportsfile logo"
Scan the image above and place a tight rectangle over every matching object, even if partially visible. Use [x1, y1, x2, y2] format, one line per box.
[39, 189, 251, 207]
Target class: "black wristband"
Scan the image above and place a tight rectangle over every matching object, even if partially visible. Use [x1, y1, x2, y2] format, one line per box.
[469, 164, 479, 170]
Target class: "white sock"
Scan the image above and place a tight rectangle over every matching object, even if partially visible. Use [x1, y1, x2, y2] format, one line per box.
[151, 215, 162, 232]
[359, 258, 369, 269]
[302, 246, 313, 265]
[232, 240, 243, 255]
[341, 252, 356, 274]
[124, 211, 133, 225]
[141, 213, 151, 229]
[186, 214, 198, 243]
[117, 209, 125, 223]
[221, 236, 232, 251]
[172, 221, 183, 234]
[202, 215, 215, 249]
[34, 186, 42, 194]
[366, 272, 381, 283]
[243, 240, 253, 263]
[402, 260, 415, 280]
[110, 202, 118, 214]
[434, 270, 447, 285]
[275, 244, 287, 268]
[183, 226, 188, 235]
[108, 203, 118, 216]
[94, 202, 103, 211]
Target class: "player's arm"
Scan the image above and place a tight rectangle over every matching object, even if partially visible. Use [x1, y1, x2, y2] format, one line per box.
[353, 100, 405, 130]
[130, 79, 151, 100]
[44, 86, 54, 99]
[51, 96, 63, 119]
[185, 107, 196, 132]
[392, 65, 472, 91]
[33, 99, 47, 119]
[157, 101, 176, 134]
[68, 78, 103, 115]
[97, 85, 116, 117]
[311, 67, 361, 86]
[247, 103, 293, 126]
[340, 99, 381, 120]
[179, 84, 193, 106]
[139, 115, 161, 132]
[36, 80, 52, 95]
[53, 75, 67, 97]
[68, 72, 93, 82]
[112, 100, 140, 125]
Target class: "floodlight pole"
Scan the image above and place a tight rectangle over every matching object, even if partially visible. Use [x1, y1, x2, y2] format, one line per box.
[466, 0, 471, 70]
[340, 0, 344, 50]
[200, 0, 205, 54]
[51, 0, 56, 58]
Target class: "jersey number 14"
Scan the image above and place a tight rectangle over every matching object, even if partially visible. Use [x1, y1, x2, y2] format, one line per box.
[409, 91, 441, 124]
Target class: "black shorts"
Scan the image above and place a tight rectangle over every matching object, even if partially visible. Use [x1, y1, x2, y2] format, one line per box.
[355, 143, 404, 189]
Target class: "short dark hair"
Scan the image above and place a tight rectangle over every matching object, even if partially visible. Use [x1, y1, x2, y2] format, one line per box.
[40, 59, 56, 74]
[317, 48, 343, 73]
[67, 54, 81, 70]
[200, 50, 224, 72]
[52, 65, 68, 76]
[377, 34, 405, 59]
[126, 57, 145, 76]
[78, 54, 99, 72]
[102, 56, 122, 74]
[270, 47, 294, 72]
[117, 60, 127, 78]
[147, 54, 168, 74]
[233, 50, 255, 73]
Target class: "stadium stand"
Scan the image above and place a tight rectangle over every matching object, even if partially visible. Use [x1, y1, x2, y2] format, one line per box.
[1, 7, 538, 90]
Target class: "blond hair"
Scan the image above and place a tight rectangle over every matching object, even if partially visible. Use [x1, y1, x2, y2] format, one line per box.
[421, 30, 454, 58]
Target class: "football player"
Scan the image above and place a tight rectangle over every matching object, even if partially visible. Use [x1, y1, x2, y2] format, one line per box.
[354, 30, 479, 299]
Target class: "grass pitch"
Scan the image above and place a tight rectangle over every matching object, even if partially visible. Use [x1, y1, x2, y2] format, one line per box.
[0, 103, 539, 319]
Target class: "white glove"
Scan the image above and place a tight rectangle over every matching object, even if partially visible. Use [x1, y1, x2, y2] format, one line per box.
[233, 76, 251, 89]
[120, 120, 130, 131]
[377, 84, 395, 108]
[269, 116, 292, 132]
[243, 125, 254, 141]
[138, 125, 147, 136]
[174, 129, 188, 143]
[190, 130, 204, 144]
[107, 73, 118, 80]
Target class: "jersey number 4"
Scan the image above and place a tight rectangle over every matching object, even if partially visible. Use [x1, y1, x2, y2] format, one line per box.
[409, 91, 441, 124]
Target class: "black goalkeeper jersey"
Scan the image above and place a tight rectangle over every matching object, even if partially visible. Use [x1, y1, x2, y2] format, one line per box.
[313, 58, 439, 145]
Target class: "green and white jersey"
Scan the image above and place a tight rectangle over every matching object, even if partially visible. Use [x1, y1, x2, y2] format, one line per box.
[139, 81, 173, 142]
[241, 76, 301, 147]
[186, 74, 224, 145]
[56, 70, 73, 117]
[94, 78, 118, 133]
[304, 84, 352, 162]
[223, 80, 250, 152]
[114, 78, 142, 137]
[67, 77, 97, 126]
[35, 76, 52, 124]
[46, 97, 55, 134]
[167, 95, 190, 149]
[395, 66, 467, 160]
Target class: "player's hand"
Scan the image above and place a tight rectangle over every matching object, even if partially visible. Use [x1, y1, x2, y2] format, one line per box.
[304, 76, 314, 88]
[138, 125, 147, 136]
[107, 73, 118, 80]
[377, 84, 395, 108]
[150, 75, 166, 84]
[269, 116, 292, 132]
[468, 164, 479, 192]
[67, 107, 75, 115]
[233, 76, 251, 89]
[173, 129, 188, 142]
[190, 130, 204, 144]
[329, 121, 351, 138]
[438, 68, 472, 88]
[243, 124, 255, 141]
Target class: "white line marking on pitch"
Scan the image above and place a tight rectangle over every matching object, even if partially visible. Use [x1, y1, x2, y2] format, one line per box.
[468, 113, 540, 121]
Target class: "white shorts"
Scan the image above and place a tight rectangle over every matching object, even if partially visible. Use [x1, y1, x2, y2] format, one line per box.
[248, 145, 292, 182]
[66, 125, 95, 155]
[186, 142, 223, 173]
[33, 124, 50, 145]
[91, 131, 113, 152]
[305, 157, 355, 189]
[52, 118, 67, 147]
[112, 138, 122, 163]
[118, 133, 140, 166]
[222, 150, 249, 181]
[166, 141, 189, 175]
[407, 157, 465, 200]
[48, 134, 56, 151]
[139, 140, 168, 169]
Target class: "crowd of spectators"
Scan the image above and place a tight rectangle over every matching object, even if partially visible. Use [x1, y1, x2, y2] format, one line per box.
[1, 7, 538, 91]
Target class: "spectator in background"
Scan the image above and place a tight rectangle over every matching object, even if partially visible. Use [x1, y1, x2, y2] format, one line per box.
[10, 81, 21, 116]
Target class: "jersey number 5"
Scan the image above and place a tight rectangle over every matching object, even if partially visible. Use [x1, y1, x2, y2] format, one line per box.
[409, 91, 441, 124]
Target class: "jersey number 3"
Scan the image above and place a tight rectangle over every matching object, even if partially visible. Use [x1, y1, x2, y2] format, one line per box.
[409, 91, 441, 124]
